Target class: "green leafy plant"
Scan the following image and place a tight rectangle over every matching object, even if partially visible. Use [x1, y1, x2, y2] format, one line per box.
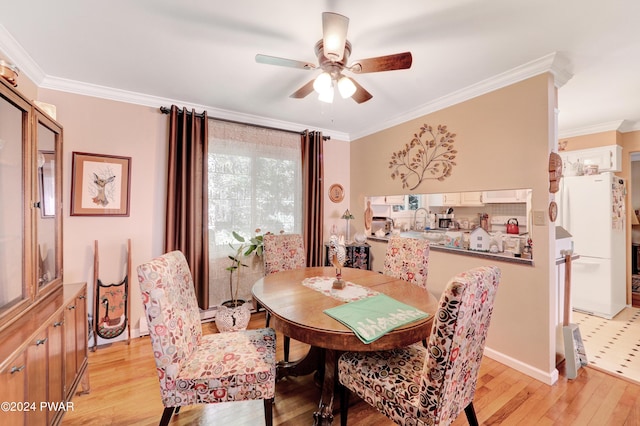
[224, 229, 273, 307]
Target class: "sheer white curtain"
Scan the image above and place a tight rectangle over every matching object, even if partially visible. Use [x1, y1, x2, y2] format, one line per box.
[207, 119, 302, 306]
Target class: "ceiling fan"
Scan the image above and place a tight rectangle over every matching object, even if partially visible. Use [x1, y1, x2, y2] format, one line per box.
[255, 12, 412, 104]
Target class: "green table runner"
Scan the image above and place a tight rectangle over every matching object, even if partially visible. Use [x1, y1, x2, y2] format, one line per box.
[324, 294, 429, 344]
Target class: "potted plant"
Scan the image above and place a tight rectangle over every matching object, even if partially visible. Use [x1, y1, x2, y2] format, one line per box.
[216, 229, 270, 332]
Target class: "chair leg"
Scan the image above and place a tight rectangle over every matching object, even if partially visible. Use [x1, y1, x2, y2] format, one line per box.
[264, 397, 274, 426]
[464, 402, 479, 426]
[284, 336, 291, 362]
[159, 407, 176, 426]
[265, 311, 271, 327]
[340, 385, 349, 426]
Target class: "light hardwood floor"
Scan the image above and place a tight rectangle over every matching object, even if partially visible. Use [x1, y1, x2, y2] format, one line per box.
[62, 312, 640, 425]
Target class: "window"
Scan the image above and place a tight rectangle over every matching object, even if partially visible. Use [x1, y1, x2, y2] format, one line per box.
[207, 120, 302, 305]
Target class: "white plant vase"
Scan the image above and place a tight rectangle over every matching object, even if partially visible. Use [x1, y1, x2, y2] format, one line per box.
[215, 303, 251, 332]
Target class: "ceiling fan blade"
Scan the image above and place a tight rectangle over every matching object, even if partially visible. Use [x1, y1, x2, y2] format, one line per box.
[350, 79, 373, 104]
[290, 79, 316, 99]
[350, 52, 413, 73]
[255, 54, 316, 70]
[322, 12, 349, 62]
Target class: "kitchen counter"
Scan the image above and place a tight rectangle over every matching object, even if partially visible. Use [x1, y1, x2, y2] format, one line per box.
[368, 231, 534, 266]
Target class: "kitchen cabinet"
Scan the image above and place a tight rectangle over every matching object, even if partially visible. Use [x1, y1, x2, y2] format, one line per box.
[459, 191, 484, 206]
[482, 189, 529, 203]
[27, 329, 49, 425]
[442, 193, 460, 205]
[0, 283, 89, 426]
[369, 195, 405, 205]
[0, 351, 27, 425]
[48, 313, 64, 425]
[430, 192, 484, 207]
[0, 72, 64, 331]
[559, 145, 622, 174]
[64, 286, 89, 400]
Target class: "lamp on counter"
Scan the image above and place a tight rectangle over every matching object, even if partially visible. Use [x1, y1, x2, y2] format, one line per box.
[342, 209, 355, 243]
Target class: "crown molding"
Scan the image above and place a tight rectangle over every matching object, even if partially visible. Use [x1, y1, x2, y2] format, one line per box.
[350, 52, 573, 140]
[37, 76, 350, 141]
[0, 25, 45, 84]
[558, 119, 639, 139]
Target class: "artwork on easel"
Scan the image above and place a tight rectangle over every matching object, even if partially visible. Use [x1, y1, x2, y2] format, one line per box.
[92, 239, 132, 351]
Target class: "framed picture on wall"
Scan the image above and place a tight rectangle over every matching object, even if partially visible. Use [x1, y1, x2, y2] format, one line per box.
[70, 152, 131, 216]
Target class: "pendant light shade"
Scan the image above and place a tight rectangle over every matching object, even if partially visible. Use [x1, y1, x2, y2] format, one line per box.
[322, 12, 349, 62]
[318, 85, 334, 103]
[313, 72, 332, 94]
[337, 75, 356, 98]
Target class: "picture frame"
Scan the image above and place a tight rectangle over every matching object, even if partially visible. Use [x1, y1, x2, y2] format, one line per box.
[70, 152, 131, 216]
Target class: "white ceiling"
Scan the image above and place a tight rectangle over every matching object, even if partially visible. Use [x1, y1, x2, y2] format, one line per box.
[1, 0, 639, 141]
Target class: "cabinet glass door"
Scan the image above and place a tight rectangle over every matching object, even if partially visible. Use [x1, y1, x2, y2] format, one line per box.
[35, 111, 62, 295]
[0, 84, 32, 322]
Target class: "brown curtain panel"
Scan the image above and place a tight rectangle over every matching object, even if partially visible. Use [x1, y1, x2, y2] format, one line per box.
[301, 130, 324, 267]
[165, 105, 210, 310]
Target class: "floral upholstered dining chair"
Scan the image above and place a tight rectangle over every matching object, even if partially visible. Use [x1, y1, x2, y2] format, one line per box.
[137, 251, 277, 426]
[383, 236, 430, 289]
[338, 265, 501, 426]
[262, 233, 306, 362]
[263, 233, 307, 274]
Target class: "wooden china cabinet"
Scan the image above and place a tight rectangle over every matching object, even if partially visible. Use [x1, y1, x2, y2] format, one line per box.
[0, 75, 88, 425]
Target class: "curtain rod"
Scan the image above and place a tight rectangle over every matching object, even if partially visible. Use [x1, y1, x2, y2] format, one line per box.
[159, 106, 330, 140]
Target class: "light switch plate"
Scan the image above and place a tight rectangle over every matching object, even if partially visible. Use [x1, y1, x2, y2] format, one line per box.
[533, 210, 547, 226]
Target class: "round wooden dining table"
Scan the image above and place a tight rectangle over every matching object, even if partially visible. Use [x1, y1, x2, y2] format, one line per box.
[252, 266, 439, 425]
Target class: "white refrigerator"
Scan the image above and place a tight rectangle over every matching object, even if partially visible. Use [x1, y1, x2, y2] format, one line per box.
[557, 172, 626, 319]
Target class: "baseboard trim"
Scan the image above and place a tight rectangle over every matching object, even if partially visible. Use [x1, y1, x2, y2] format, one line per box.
[484, 347, 559, 385]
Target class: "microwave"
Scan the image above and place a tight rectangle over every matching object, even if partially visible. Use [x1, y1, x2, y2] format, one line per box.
[371, 217, 392, 235]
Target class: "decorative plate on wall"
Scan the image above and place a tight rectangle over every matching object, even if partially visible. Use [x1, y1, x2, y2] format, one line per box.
[329, 184, 344, 203]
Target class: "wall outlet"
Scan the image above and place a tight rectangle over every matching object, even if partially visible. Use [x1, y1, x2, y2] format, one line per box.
[532, 210, 547, 226]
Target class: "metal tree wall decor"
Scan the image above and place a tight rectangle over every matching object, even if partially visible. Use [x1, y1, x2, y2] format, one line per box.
[389, 124, 457, 190]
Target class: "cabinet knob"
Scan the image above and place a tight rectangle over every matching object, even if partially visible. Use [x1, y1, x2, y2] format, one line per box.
[68, 305, 76, 310]
[36, 338, 48, 346]
[79, 295, 86, 300]
[34, 201, 41, 208]
[10, 365, 25, 374]
[53, 320, 64, 327]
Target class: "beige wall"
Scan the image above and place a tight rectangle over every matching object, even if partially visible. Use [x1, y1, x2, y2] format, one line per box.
[37, 89, 168, 340]
[350, 74, 559, 383]
[324, 137, 351, 238]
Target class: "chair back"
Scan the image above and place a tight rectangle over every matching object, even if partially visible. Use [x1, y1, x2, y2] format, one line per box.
[383, 236, 430, 289]
[421, 265, 501, 422]
[263, 234, 306, 275]
[137, 251, 203, 391]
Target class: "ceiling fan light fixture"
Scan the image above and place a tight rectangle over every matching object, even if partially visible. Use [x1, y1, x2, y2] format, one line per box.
[322, 12, 349, 61]
[337, 75, 356, 98]
[313, 72, 332, 94]
[318, 85, 334, 103]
